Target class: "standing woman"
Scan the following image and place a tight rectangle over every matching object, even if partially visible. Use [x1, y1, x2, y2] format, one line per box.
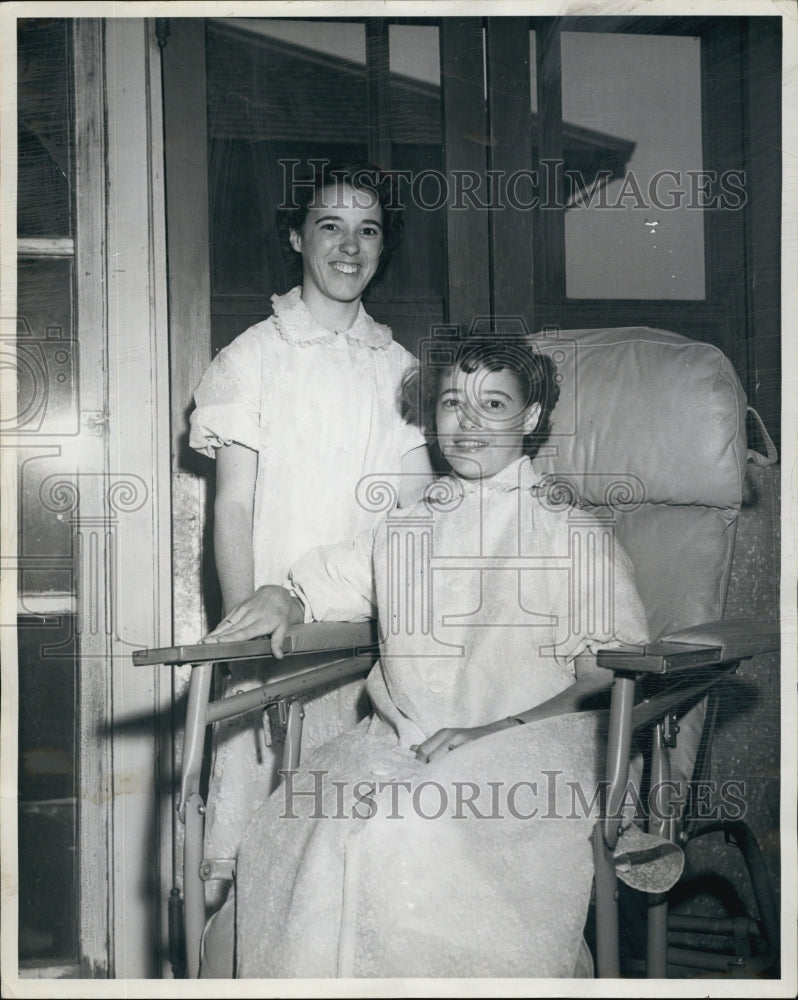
[189, 161, 432, 910]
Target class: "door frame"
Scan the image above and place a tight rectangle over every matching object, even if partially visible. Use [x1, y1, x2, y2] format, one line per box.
[102, 17, 174, 979]
[3, 16, 173, 982]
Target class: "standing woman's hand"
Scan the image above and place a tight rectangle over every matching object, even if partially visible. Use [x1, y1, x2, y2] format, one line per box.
[202, 585, 305, 658]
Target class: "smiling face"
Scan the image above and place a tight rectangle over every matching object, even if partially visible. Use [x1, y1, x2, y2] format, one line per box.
[435, 364, 542, 480]
[290, 182, 384, 314]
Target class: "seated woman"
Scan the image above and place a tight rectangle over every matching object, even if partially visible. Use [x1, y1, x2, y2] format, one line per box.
[208, 334, 680, 979]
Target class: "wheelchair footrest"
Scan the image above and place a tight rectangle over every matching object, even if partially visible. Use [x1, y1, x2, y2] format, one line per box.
[668, 913, 760, 938]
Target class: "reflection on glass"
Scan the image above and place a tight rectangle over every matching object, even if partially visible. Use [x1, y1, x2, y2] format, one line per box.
[390, 24, 439, 92]
[17, 451, 77, 598]
[561, 31, 705, 301]
[17, 19, 72, 238]
[16, 259, 77, 596]
[220, 17, 366, 64]
[15, 259, 77, 437]
[206, 18, 369, 333]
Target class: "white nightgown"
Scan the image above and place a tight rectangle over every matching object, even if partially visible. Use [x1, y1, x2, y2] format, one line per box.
[230, 458, 682, 979]
[189, 286, 425, 890]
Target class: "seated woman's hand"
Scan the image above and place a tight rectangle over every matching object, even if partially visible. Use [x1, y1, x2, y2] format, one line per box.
[202, 585, 305, 658]
[412, 724, 498, 763]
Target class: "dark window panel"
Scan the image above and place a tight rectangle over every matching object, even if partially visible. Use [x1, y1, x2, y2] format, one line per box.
[17, 615, 78, 964]
[17, 19, 73, 238]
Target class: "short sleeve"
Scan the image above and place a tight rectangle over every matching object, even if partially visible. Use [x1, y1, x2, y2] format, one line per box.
[189, 328, 263, 457]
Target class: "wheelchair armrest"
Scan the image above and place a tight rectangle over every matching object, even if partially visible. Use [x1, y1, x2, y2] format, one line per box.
[595, 617, 780, 834]
[595, 641, 723, 675]
[657, 618, 779, 661]
[132, 621, 379, 667]
[595, 618, 779, 676]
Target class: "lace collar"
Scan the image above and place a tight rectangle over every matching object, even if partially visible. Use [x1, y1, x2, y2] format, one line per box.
[427, 457, 542, 506]
[270, 286, 392, 349]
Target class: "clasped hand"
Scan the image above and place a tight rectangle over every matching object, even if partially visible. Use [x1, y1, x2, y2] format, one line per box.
[201, 585, 304, 658]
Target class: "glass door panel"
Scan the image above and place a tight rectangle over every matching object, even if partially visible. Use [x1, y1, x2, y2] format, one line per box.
[15, 19, 79, 969]
[17, 618, 77, 963]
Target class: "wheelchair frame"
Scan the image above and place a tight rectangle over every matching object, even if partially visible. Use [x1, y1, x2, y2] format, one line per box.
[134, 618, 780, 979]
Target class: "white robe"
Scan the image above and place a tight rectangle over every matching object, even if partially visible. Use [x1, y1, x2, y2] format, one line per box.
[234, 458, 677, 978]
[189, 286, 423, 886]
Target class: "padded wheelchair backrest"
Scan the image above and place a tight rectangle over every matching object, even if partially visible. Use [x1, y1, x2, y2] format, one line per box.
[534, 326, 748, 639]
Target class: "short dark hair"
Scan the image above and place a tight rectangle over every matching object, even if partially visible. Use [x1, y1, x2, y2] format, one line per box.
[276, 160, 404, 283]
[404, 334, 560, 462]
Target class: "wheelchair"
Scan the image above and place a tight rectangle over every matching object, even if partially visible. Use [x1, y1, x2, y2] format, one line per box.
[135, 325, 781, 979]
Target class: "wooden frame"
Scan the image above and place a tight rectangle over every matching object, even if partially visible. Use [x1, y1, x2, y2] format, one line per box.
[440, 18, 491, 326]
[103, 18, 173, 978]
[73, 17, 112, 978]
[486, 18, 536, 324]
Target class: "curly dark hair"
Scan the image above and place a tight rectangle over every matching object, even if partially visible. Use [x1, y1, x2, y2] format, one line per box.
[403, 334, 560, 463]
[275, 160, 404, 284]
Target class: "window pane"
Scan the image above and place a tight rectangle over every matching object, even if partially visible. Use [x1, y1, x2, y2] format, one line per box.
[17, 19, 73, 238]
[16, 259, 77, 596]
[18, 616, 78, 964]
[15, 258, 77, 437]
[15, 22, 80, 973]
[561, 31, 705, 300]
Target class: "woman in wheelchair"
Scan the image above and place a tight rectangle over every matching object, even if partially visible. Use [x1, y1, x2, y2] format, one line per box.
[201, 334, 684, 978]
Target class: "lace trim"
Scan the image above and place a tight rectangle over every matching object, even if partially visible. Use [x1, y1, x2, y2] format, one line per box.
[429, 457, 541, 505]
[270, 286, 392, 350]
